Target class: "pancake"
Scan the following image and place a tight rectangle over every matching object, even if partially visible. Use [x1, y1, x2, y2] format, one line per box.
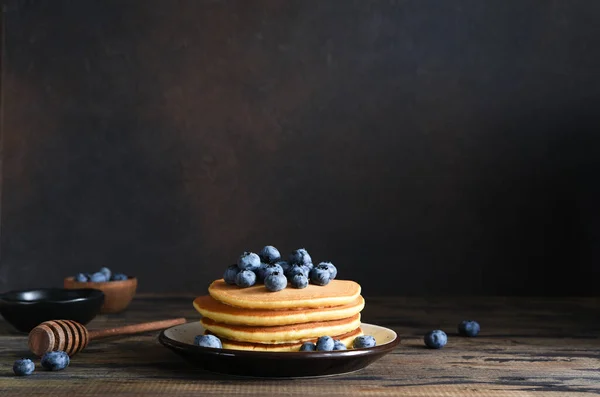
[193, 295, 365, 326]
[201, 313, 361, 344]
[208, 279, 361, 309]
[211, 328, 364, 352]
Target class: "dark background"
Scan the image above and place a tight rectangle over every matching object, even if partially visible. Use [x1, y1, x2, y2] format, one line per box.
[1, 0, 599, 296]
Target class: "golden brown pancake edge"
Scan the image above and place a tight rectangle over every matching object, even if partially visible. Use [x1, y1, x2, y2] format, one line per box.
[209, 327, 364, 352]
[200, 314, 362, 344]
[208, 279, 362, 309]
[193, 295, 365, 326]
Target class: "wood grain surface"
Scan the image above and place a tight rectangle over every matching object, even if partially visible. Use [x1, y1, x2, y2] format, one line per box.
[0, 295, 598, 396]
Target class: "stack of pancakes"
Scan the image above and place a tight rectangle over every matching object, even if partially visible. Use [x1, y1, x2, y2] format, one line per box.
[193, 279, 364, 351]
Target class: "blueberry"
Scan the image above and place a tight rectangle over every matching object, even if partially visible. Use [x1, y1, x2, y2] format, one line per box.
[259, 264, 283, 282]
[299, 342, 316, 351]
[309, 266, 331, 286]
[235, 270, 256, 288]
[301, 264, 312, 275]
[424, 330, 447, 349]
[458, 320, 480, 337]
[194, 334, 222, 348]
[74, 273, 88, 282]
[288, 248, 312, 268]
[111, 273, 128, 281]
[353, 335, 377, 349]
[13, 358, 35, 376]
[237, 251, 261, 271]
[316, 336, 335, 351]
[285, 264, 309, 279]
[99, 267, 112, 280]
[90, 272, 108, 283]
[274, 260, 290, 274]
[223, 264, 240, 285]
[255, 263, 267, 282]
[318, 262, 337, 280]
[259, 245, 281, 264]
[264, 272, 287, 292]
[333, 341, 347, 350]
[290, 274, 308, 289]
[41, 351, 70, 371]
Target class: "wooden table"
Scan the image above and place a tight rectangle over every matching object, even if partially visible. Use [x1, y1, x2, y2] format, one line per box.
[1, 295, 598, 396]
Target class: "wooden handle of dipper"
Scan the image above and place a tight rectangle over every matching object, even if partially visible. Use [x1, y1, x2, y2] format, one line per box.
[29, 318, 187, 357]
[88, 318, 186, 340]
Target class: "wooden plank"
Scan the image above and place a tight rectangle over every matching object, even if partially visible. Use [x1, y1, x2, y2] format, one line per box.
[0, 296, 598, 396]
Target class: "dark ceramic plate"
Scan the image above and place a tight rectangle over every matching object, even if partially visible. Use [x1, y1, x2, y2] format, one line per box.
[158, 322, 400, 378]
[0, 288, 105, 332]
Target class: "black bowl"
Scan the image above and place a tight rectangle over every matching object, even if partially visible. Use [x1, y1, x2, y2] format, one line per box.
[0, 288, 105, 333]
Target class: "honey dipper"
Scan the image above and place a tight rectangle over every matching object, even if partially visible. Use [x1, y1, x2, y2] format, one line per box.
[28, 317, 186, 356]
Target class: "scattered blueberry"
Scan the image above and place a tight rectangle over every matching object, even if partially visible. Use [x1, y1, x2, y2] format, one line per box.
[12, 359, 35, 376]
[424, 330, 447, 349]
[353, 335, 377, 349]
[333, 341, 347, 350]
[458, 320, 480, 337]
[290, 274, 308, 289]
[316, 336, 335, 351]
[289, 248, 312, 268]
[223, 264, 240, 285]
[235, 270, 256, 288]
[265, 271, 287, 292]
[259, 245, 281, 264]
[99, 267, 112, 280]
[194, 334, 222, 348]
[309, 266, 331, 286]
[237, 251, 261, 271]
[285, 264, 309, 279]
[111, 273, 128, 281]
[74, 273, 88, 282]
[318, 262, 337, 280]
[299, 342, 316, 351]
[259, 263, 284, 283]
[41, 351, 70, 371]
[89, 272, 108, 283]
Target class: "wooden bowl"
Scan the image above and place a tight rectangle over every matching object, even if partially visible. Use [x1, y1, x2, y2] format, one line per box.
[64, 277, 137, 314]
